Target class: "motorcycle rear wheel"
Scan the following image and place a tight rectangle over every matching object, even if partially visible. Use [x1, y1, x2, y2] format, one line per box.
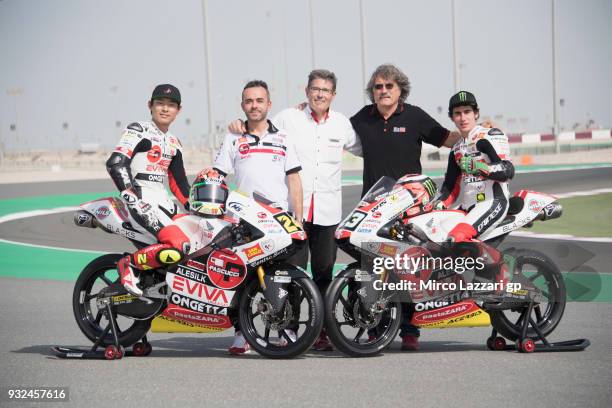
[325, 273, 403, 357]
[489, 249, 566, 341]
[239, 276, 324, 359]
[72, 254, 153, 347]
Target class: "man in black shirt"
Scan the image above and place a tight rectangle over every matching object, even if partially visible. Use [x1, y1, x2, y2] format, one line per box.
[350, 64, 460, 350]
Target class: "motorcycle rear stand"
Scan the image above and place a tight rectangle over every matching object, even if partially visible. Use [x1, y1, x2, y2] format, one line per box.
[486, 301, 590, 353]
[53, 298, 152, 360]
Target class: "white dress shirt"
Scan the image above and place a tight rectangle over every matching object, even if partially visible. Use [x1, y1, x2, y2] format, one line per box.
[273, 106, 362, 226]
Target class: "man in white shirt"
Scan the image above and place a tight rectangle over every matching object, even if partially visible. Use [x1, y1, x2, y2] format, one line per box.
[229, 70, 362, 351]
[214, 80, 303, 355]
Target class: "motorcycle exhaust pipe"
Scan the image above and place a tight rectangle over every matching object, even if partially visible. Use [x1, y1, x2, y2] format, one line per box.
[74, 210, 97, 228]
[536, 202, 563, 221]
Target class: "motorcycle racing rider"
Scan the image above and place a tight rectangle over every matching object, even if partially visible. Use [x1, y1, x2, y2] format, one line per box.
[434, 91, 515, 242]
[106, 84, 191, 296]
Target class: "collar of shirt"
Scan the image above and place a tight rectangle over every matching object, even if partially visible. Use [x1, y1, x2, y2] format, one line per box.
[243, 119, 278, 142]
[306, 104, 330, 124]
[369, 102, 405, 118]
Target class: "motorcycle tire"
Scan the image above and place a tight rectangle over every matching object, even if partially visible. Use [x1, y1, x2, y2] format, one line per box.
[490, 249, 566, 341]
[324, 273, 403, 357]
[239, 276, 323, 359]
[73, 253, 152, 347]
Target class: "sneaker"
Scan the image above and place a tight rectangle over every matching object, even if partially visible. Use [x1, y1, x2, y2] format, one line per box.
[228, 331, 250, 355]
[401, 334, 420, 351]
[312, 330, 334, 351]
[118, 256, 143, 297]
[278, 329, 297, 347]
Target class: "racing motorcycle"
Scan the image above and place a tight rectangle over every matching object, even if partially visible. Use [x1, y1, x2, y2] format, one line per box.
[60, 190, 323, 359]
[326, 174, 571, 357]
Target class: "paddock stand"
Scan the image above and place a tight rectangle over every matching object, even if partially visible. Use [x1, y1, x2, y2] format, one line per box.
[53, 297, 152, 360]
[485, 301, 590, 353]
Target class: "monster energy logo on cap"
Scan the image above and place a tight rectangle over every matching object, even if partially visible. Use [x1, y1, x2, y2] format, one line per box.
[449, 91, 478, 115]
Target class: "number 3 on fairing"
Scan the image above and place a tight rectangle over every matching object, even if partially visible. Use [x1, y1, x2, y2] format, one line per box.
[274, 213, 300, 233]
[343, 211, 366, 231]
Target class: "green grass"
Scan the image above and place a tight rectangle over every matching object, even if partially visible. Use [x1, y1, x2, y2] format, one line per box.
[525, 193, 612, 238]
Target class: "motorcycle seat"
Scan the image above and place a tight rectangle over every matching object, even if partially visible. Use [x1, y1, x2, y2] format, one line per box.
[507, 196, 524, 216]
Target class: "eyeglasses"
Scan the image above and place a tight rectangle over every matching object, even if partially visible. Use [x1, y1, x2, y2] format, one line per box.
[373, 83, 395, 90]
[309, 86, 334, 95]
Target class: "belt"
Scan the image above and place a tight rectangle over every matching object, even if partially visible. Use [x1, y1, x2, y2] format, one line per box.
[135, 173, 165, 183]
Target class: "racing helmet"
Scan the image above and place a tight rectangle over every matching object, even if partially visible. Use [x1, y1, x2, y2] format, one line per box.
[448, 91, 478, 117]
[396, 174, 437, 218]
[189, 169, 229, 216]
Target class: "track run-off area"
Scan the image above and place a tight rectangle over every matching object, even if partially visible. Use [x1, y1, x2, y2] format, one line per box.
[1, 164, 612, 407]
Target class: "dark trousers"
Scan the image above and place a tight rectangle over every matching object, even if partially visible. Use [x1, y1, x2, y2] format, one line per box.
[289, 222, 338, 296]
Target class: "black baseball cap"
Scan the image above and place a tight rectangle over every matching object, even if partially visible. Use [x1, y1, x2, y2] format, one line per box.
[448, 91, 478, 116]
[151, 84, 181, 105]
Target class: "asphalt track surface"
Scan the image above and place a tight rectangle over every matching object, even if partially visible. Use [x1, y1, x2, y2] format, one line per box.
[1, 167, 612, 407]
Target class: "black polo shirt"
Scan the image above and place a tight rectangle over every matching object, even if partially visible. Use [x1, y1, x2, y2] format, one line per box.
[350, 103, 449, 196]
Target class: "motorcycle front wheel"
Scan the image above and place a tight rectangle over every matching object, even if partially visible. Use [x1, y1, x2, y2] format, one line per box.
[72, 253, 153, 347]
[325, 272, 403, 357]
[239, 275, 323, 359]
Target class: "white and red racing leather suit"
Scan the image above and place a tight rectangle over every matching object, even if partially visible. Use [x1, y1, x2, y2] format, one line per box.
[438, 125, 514, 241]
[106, 121, 190, 237]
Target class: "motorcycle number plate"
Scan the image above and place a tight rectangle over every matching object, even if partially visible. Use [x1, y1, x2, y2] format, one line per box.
[274, 276, 291, 283]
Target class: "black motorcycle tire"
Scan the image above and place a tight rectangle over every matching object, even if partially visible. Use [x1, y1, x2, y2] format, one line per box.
[489, 249, 566, 341]
[72, 253, 152, 347]
[238, 276, 324, 359]
[324, 274, 403, 357]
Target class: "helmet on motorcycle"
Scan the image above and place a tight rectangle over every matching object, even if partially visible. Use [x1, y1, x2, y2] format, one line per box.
[189, 169, 229, 216]
[396, 174, 437, 218]
[448, 91, 478, 117]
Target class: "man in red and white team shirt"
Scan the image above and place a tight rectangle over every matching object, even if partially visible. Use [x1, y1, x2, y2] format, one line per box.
[213, 79, 304, 355]
[106, 84, 191, 296]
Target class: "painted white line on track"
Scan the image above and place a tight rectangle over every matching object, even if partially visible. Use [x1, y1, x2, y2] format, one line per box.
[554, 188, 612, 199]
[0, 206, 78, 224]
[0, 238, 107, 253]
[509, 231, 612, 243]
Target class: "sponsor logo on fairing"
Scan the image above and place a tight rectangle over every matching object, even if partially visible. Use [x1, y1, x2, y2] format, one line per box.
[261, 239, 275, 252]
[243, 243, 265, 260]
[250, 247, 289, 267]
[528, 199, 543, 213]
[227, 202, 245, 214]
[171, 275, 234, 307]
[206, 250, 247, 289]
[168, 294, 230, 316]
[162, 305, 232, 328]
[174, 263, 207, 284]
[412, 301, 478, 324]
[105, 223, 136, 239]
[94, 206, 111, 219]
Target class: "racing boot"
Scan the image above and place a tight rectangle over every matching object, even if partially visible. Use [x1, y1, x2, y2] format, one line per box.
[117, 255, 143, 297]
[312, 329, 334, 351]
[228, 331, 250, 355]
[401, 334, 420, 351]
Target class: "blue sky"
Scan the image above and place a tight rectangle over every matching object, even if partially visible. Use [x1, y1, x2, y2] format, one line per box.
[1, 0, 610, 152]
